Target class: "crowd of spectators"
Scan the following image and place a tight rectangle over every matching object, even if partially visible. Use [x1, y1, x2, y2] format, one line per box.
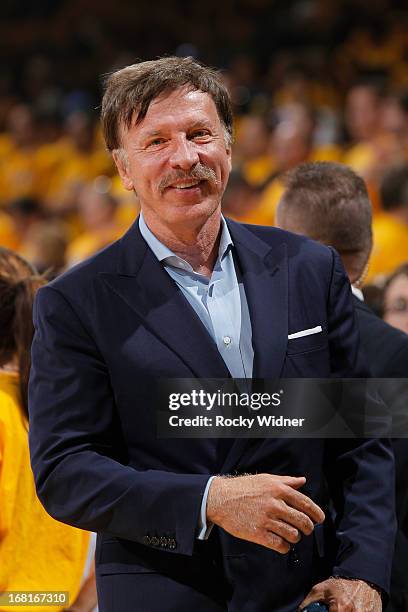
[0, 0, 408, 324]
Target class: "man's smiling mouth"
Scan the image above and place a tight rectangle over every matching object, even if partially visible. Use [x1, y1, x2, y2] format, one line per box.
[169, 180, 204, 190]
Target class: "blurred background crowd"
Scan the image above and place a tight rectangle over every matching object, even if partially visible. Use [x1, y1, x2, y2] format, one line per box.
[1, 0, 408, 329]
[0, 1, 408, 610]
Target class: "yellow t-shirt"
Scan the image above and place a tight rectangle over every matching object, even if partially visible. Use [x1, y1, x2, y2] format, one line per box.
[66, 225, 125, 266]
[343, 142, 375, 176]
[0, 141, 43, 207]
[0, 372, 89, 611]
[366, 214, 408, 284]
[241, 155, 276, 187]
[240, 178, 284, 227]
[40, 139, 114, 205]
[0, 211, 19, 251]
[244, 145, 344, 228]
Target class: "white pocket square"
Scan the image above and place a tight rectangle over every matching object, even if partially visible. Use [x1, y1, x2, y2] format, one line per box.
[288, 325, 323, 340]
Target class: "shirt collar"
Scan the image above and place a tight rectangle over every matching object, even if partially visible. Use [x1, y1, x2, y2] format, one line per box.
[351, 285, 364, 302]
[139, 212, 233, 272]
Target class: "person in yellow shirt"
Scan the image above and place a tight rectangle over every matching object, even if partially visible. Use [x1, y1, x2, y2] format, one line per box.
[0, 210, 19, 251]
[0, 248, 96, 612]
[382, 89, 408, 162]
[366, 163, 408, 284]
[221, 170, 263, 223]
[336, 22, 405, 83]
[232, 115, 275, 187]
[6, 197, 44, 254]
[253, 106, 343, 227]
[39, 111, 114, 215]
[0, 105, 43, 208]
[66, 182, 125, 267]
[110, 174, 140, 230]
[343, 82, 404, 216]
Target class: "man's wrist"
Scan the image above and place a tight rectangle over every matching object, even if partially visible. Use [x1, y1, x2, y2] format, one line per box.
[206, 475, 228, 524]
[330, 575, 383, 596]
[196, 476, 216, 540]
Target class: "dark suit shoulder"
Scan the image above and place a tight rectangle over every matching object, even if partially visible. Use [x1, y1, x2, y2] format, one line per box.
[230, 220, 336, 282]
[39, 240, 130, 331]
[354, 296, 408, 377]
[229, 219, 334, 262]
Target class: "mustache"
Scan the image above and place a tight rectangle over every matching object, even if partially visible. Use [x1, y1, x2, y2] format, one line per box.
[158, 164, 218, 193]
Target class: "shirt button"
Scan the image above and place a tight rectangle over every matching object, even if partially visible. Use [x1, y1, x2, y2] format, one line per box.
[223, 336, 231, 346]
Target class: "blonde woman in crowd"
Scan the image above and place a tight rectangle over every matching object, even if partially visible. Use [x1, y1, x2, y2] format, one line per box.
[0, 247, 96, 612]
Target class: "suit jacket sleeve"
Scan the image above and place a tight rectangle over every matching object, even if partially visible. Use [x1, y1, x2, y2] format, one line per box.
[28, 285, 209, 556]
[324, 249, 396, 594]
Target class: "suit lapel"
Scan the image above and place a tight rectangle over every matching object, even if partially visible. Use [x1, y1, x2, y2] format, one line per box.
[228, 220, 288, 379]
[221, 221, 289, 473]
[100, 219, 230, 378]
[101, 218, 289, 473]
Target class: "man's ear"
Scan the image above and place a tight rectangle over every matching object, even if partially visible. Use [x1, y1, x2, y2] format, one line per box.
[112, 149, 134, 191]
[224, 130, 232, 172]
[226, 146, 232, 172]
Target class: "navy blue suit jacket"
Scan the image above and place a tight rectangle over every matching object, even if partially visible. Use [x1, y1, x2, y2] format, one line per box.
[28, 219, 395, 612]
[353, 296, 408, 612]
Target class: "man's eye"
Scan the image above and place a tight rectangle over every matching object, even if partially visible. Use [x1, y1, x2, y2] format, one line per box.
[192, 130, 210, 139]
[147, 138, 166, 147]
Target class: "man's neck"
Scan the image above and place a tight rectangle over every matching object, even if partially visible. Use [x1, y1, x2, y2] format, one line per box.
[141, 209, 222, 277]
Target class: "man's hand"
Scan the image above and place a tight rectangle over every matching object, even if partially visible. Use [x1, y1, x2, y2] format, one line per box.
[206, 473, 325, 553]
[299, 577, 382, 611]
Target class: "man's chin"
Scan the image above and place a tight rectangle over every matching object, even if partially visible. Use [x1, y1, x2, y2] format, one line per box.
[161, 201, 221, 231]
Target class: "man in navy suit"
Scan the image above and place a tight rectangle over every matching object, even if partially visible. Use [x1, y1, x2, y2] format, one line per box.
[29, 58, 393, 611]
[276, 160, 408, 611]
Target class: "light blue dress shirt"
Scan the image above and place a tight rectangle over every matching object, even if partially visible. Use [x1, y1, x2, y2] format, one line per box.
[139, 213, 254, 538]
[139, 213, 253, 378]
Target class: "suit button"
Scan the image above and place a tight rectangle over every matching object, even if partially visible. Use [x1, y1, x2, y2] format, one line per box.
[168, 538, 177, 550]
[288, 547, 299, 566]
[142, 535, 151, 546]
[160, 536, 168, 548]
[151, 536, 159, 546]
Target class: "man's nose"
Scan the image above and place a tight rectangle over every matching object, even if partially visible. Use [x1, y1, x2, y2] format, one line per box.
[169, 136, 199, 170]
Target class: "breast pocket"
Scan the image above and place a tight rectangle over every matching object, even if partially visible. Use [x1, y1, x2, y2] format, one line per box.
[287, 328, 327, 356]
[285, 329, 330, 377]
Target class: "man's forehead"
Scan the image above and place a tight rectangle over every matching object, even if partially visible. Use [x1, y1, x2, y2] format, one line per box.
[123, 88, 220, 135]
[148, 86, 211, 106]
